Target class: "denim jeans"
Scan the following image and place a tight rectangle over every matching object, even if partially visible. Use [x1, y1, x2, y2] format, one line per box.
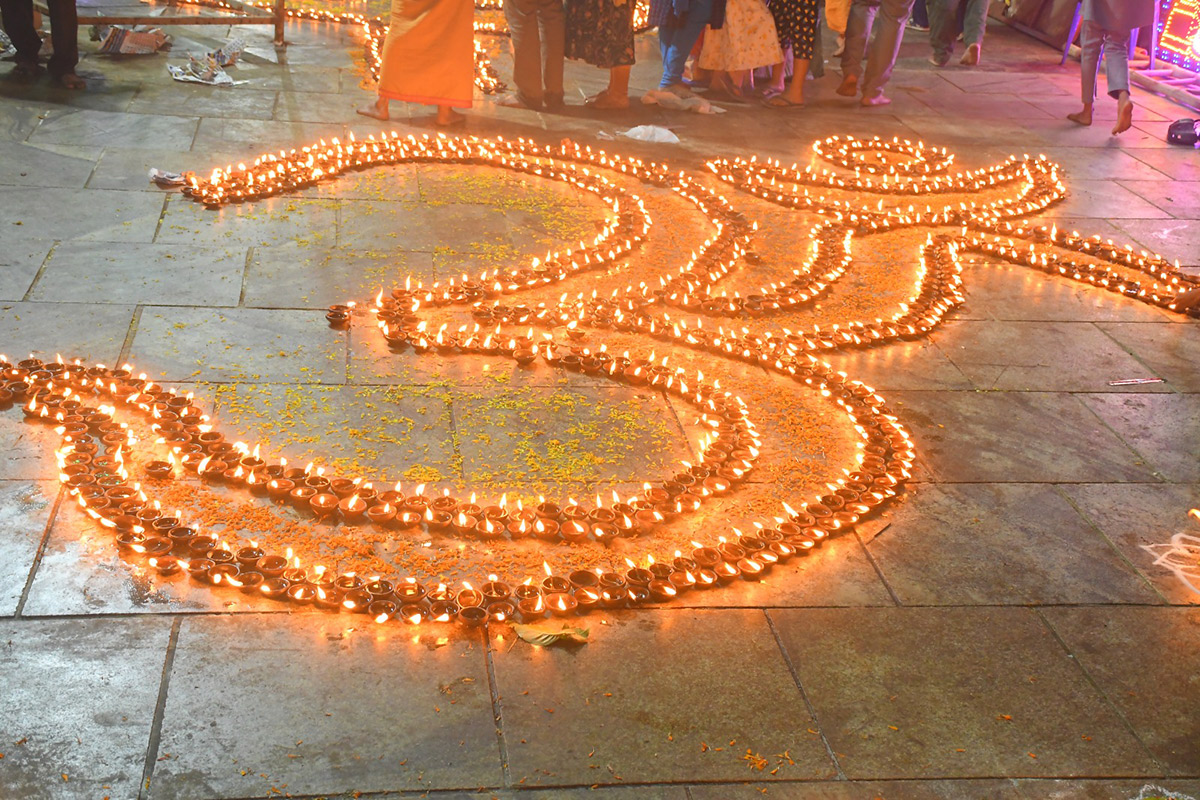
[840, 0, 915, 97]
[658, 0, 714, 87]
[1080, 19, 1129, 102]
[929, 0, 986, 58]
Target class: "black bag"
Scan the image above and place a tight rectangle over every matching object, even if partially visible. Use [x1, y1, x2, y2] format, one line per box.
[1167, 119, 1199, 146]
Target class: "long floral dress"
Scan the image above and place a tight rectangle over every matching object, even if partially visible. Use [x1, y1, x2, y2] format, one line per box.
[698, 0, 782, 71]
[565, 0, 635, 68]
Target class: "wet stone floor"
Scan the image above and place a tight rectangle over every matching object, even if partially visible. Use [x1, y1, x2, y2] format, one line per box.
[1, 7, 1200, 800]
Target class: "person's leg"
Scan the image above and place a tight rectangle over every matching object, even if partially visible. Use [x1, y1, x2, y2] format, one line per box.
[0, 0, 43, 70]
[958, 0, 984, 64]
[927, 0, 957, 65]
[838, 0, 878, 93]
[1068, 19, 1102, 125]
[909, 0, 927, 28]
[860, 0, 913, 103]
[777, 0, 816, 103]
[45, 0, 80, 83]
[540, 0, 565, 107]
[659, 0, 713, 88]
[1103, 27, 1132, 134]
[504, 0, 545, 106]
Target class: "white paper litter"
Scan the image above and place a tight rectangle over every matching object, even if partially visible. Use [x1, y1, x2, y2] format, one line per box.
[616, 125, 680, 144]
[93, 25, 172, 54]
[148, 167, 186, 186]
[168, 53, 247, 86]
[640, 88, 726, 114]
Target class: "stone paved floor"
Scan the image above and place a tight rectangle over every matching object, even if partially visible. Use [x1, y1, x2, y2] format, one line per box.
[1, 9, 1199, 800]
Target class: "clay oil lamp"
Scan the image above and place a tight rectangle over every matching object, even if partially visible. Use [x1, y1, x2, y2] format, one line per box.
[368, 599, 399, 623]
[647, 579, 678, 603]
[574, 587, 601, 613]
[329, 478, 357, 499]
[309, 492, 338, 518]
[185, 557, 215, 582]
[338, 493, 368, 523]
[475, 517, 502, 539]
[568, 570, 600, 593]
[428, 600, 459, 623]
[148, 555, 181, 576]
[396, 510, 422, 529]
[206, 547, 236, 567]
[487, 601, 516, 623]
[541, 570, 570, 595]
[257, 554, 288, 578]
[342, 588, 372, 613]
[513, 581, 541, 602]
[561, 519, 590, 544]
[592, 522, 618, 544]
[140, 537, 173, 559]
[395, 579, 426, 605]
[366, 502, 397, 528]
[365, 579, 395, 603]
[546, 593, 578, 617]
[481, 580, 512, 604]
[452, 512, 478, 537]
[326, 304, 352, 328]
[459, 605, 487, 627]
[116, 530, 146, 553]
[694, 568, 719, 589]
[516, 594, 546, 621]
[624, 563, 653, 587]
[507, 518, 531, 540]
[400, 604, 425, 625]
[648, 561, 673, 580]
[532, 518, 560, 541]
[238, 571, 266, 594]
[288, 582, 317, 604]
[267, 478, 295, 500]
[456, 584, 484, 608]
[145, 460, 173, 480]
[235, 544, 264, 571]
[714, 561, 741, 582]
[207, 563, 241, 587]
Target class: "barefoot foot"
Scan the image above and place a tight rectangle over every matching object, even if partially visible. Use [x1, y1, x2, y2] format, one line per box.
[356, 99, 389, 120]
[861, 92, 891, 107]
[436, 107, 466, 126]
[836, 74, 858, 96]
[1112, 93, 1133, 135]
[960, 42, 981, 66]
[1067, 107, 1092, 126]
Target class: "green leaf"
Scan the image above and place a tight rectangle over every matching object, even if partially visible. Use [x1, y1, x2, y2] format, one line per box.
[512, 621, 590, 647]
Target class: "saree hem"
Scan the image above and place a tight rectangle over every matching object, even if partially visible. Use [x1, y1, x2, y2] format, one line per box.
[379, 89, 473, 108]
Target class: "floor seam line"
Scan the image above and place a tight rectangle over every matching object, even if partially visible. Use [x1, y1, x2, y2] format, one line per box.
[13, 484, 64, 618]
[137, 615, 183, 800]
[763, 609, 847, 781]
[482, 624, 512, 788]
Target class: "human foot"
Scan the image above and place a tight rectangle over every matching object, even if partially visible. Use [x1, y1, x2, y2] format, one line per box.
[498, 92, 542, 110]
[836, 74, 858, 96]
[356, 99, 389, 120]
[663, 82, 697, 99]
[54, 71, 85, 90]
[1066, 106, 1092, 126]
[1112, 93, 1133, 135]
[928, 52, 949, 67]
[860, 92, 891, 107]
[960, 42, 981, 66]
[12, 59, 42, 77]
[436, 107, 466, 126]
[585, 90, 629, 109]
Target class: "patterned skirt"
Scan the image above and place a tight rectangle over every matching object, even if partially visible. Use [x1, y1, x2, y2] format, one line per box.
[565, 0, 636, 68]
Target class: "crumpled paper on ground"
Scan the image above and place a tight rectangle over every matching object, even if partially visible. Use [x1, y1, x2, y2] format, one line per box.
[148, 167, 186, 186]
[641, 88, 726, 114]
[0, 29, 16, 58]
[168, 52, 247, 85]
[92, 25, 172, 54]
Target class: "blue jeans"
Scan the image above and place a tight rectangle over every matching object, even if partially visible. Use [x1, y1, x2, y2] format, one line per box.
[658, 0, 714, 88]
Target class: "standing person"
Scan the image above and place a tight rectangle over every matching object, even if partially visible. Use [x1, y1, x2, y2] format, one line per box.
[837, 0, 915, 106]
[762, 0, 817, 107]
[501, 0, 565, 109]
[357, 0, 474, 125]
[0, 0, 83, 88]
[1067, 0, 1154, 135]
[651, 0, 724, 96]
[564, 0, 635, 108]
[699, 0, 782, 99]
[928, 0, 986, 66]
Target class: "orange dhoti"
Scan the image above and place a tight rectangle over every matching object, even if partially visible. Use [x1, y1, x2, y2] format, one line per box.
[378, 0, 474, 108]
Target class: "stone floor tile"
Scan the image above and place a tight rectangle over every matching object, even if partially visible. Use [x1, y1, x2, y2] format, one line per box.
[337, 198, 514, 254]
[28, 242, 246, 306]
[209, 382, 459, 481]
[933, 320, 1169, 392]
[492, 608, 835, 786]
[127, 86, 280, 121]
[20, 492, 294, 616]
[242, 243, 434, 309]
[1057, 483, 1200, 606]
[127, 306, 346, 383]
[246, 66, 345, 94]
[293, 163, 421, 203]
[0, 481, 56, 615]
[275, 90, 364, 123]
[148, 615, 501, 798]
[452, 384, 693, 485]
[0, 301, 134, 364]
[1096, 323, 1200, 391]
[1127, 150, 1200, 184]
[689, 779, 1025, 799]
[0, 186, 165, 242]
[911, 93, 1057, 121]
[954, 261, 1175, 323]
[86, 148, 242, 192]
[1039, 180, 1172, 220]
[1015, 778, 1200, 799]
[1042, 607, 1200, 776]
[1117, 180, 1200, 220]
[29, 107, 199, 149]
[0, 99, 53, 140]
[0, 617, 171, 800]
[190, 117, 349, 157]
[886, 390, 1156, 483]
[0, 141, 101, 188]
[155, 193, 340, 249]
[0, 239, 51, 301]
[770, 607, 1160, 779]
[866, 483, 1159, 605]
[825, 339, 973, 391]
[1078, 394, 1200, 484]
[1112, 219, 1200, 268]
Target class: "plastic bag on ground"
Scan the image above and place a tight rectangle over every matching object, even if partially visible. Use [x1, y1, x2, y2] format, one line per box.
[617, 125, 680, 143]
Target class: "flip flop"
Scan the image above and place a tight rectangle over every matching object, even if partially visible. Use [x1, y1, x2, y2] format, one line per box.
[762, 95, 804, 109]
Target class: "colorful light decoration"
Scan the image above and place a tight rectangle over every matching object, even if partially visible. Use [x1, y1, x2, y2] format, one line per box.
[1158, 0, 1200, 72]
[5, 133, 1197, 629]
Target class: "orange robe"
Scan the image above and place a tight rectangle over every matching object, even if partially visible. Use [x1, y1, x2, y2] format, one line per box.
[378, 0, 474, 108]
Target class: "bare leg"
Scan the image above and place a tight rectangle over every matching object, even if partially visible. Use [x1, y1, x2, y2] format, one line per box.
[587, 65, 631, 108]
[1112, 90, 1133, 135]
[779, 57, 810, 104]
[767, 58, 787, 94]
[1067, 102, 1093, 126]
[436, 104, 466, 125]
[356, 95, 389, 120]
